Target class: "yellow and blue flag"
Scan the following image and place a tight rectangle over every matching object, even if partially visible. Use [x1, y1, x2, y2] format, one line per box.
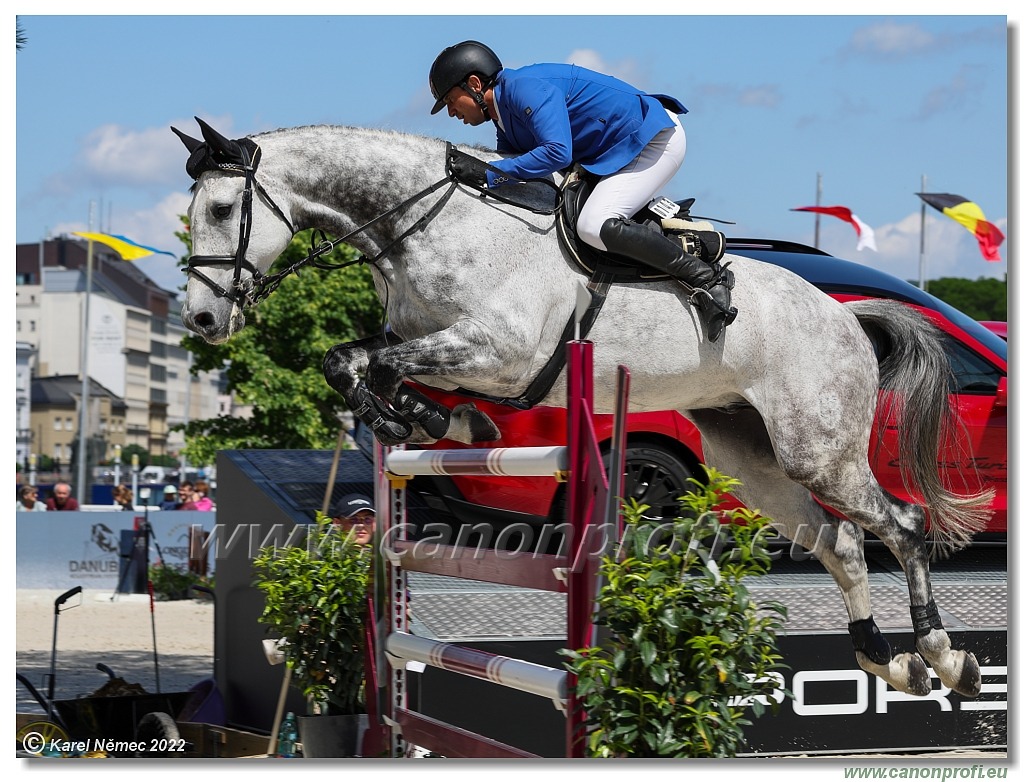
[73, 232, 176, 262]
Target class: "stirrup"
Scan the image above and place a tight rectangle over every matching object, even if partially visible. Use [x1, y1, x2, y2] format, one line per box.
[689, 287, 737, 319]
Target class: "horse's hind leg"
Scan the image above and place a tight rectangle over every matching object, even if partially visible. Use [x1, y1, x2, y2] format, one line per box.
[812, 482, 981, 698]
[759, 402, 981, 698]
[691, 407, 932, 697]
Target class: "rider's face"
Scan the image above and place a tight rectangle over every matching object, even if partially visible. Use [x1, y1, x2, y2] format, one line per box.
[443, 81, 488, 126]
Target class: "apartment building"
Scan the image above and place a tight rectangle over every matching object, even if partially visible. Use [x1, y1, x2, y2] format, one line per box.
[15, 236, 223, 467]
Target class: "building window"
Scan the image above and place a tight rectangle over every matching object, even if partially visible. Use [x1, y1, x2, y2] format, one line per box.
[66, 417, 73, 431]
[54, 418, 62, 431]
[30, 321, 37, 332]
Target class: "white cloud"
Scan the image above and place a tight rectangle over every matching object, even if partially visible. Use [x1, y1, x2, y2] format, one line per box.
[79, 114, 237, 188]
[564, 49, 645, 85]
[737, 86, 782, 109]
[844, 21, 938, 60]
[845, 212, 1005, 283]
[696, 82, 782, 110]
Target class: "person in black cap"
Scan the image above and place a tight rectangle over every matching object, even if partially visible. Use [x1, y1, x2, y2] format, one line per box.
[331, 492, 377, 546]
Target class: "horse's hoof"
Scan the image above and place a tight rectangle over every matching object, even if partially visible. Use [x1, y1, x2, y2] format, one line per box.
[453, 404, 501, 443]
[904, 652, 933, 696]
[954, 652, 982, 698]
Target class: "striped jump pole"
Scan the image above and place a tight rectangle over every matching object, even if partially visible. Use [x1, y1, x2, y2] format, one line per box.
[385, 445, 568, 479]
[386, 631, 567, 709]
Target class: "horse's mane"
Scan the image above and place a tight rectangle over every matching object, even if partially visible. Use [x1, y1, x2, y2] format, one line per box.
[250, 123, 498, 159]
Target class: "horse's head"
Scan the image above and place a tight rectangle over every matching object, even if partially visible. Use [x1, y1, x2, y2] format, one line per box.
[173, 118, 295, 343]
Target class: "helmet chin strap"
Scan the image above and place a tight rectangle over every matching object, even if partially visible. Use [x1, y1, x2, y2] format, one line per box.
[460, 80, 491, 120]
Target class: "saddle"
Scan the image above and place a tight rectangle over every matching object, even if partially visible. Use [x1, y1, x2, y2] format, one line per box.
[556, 173, 730, 282]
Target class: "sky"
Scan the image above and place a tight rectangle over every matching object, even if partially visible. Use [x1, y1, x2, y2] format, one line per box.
[12, 10, 1015, 296]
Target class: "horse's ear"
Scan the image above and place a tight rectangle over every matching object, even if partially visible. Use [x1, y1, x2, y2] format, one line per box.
[171, 125, 203, 153]
[195, 116, 235, 155]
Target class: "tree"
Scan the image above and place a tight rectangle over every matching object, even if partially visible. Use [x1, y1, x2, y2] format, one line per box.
[926, 277, 1007, 322]
[176, 220, 383, 466]
[121, 444, 150, 470]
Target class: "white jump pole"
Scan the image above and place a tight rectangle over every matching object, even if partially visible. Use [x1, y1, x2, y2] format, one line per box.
[385, 446, 568, 478]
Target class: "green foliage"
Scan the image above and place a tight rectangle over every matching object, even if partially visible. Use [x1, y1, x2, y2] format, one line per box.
[253, 513, 371, 715]
[562, 469, 788, 758]
[926, 277, 1006, 322]
[174, 219, 384, 466]
[33, 454, 55, 471]
[148, 562, 207, 601]
[121, 444, 149, 470]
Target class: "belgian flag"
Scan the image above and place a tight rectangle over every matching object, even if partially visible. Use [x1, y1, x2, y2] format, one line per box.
[916, 193, 1005, 262]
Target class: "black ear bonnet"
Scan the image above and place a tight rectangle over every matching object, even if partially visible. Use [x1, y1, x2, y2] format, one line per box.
[171, 117, 261, 179]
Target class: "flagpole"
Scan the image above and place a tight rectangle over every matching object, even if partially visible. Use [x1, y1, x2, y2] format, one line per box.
[77, 202, 95, 501]
[814, 172, 822, 249]
[918, 175, 927, 291]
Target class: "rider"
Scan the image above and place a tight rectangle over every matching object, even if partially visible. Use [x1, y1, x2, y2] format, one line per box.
[429, 40, 737, 341]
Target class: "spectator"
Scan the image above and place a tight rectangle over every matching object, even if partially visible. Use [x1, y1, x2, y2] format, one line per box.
[46, 482, 80, 511]
[192, 480, 214, 511]
[331, 493, 376, 546]
[18, 485, 47, 512]
[160, 485, 180, 510]
[112, 484, 134, 511]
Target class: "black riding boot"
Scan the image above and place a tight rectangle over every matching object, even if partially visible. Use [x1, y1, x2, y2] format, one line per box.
[600, 217, 738, 342]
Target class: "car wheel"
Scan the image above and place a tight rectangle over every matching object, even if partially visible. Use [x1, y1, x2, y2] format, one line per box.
[617, 444, 697, 521]
[547, 443, 698, 530]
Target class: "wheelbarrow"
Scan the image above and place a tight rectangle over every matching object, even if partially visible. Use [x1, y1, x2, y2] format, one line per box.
[16, 586, 196, 757]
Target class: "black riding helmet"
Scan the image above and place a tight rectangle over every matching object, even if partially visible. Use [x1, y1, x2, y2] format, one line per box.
[429, 40, 502, 116]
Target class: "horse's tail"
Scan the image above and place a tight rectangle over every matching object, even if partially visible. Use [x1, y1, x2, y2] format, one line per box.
[845, 299, 994, 557]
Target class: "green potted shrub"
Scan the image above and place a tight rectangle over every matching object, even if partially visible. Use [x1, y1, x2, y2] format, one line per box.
[562, 469, 788, 758]
[253, 511, 371, 757]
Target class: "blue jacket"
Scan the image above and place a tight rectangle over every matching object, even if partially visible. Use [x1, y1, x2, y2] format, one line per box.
[486, 62, 686, 187]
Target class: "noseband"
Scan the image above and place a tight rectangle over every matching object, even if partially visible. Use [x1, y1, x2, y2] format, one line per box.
[186, 142, 297, 309]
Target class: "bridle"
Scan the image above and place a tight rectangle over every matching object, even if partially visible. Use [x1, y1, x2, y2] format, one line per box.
[185, 142, 298, 308]
[186, 140, 461, 310]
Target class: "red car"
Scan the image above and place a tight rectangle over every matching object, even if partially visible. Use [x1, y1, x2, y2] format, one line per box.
[404, 240, 1007, 540]
[982, 321, 1007, 341]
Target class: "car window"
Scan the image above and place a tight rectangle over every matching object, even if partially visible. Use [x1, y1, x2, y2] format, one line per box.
[945, 337, 1003, 395]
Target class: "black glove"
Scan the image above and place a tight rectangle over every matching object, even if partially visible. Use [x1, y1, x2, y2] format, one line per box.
[448, 154, 489, 188]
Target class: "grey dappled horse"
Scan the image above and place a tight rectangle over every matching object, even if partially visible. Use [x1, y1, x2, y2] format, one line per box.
[175, 119, 992, 699]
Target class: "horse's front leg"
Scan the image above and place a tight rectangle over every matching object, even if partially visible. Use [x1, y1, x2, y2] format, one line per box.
[364, 326, 503, 445]
[323, 333, 500, 446]
[322, 334, 419, 446]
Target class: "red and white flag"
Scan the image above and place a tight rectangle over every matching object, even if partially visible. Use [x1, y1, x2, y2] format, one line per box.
[792, 206, 877, 252]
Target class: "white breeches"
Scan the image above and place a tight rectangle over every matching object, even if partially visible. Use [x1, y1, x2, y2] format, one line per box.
[576, 111, 687, 251]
